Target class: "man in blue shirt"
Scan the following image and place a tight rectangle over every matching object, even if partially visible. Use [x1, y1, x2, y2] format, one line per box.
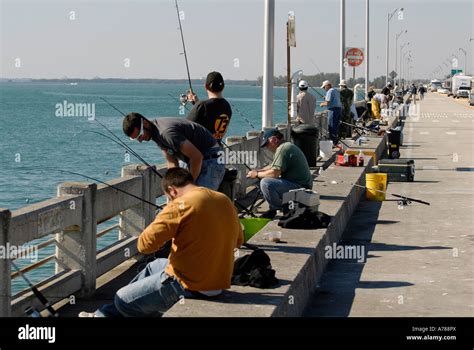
[320, 80, 342, 145]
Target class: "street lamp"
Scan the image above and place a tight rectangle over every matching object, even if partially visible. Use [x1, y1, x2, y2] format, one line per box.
[395, 29, 407, 83]
[386, 7, 404, 85]
[399, 41, 409, 88]
[402, 51, 410, 89]
[459, 48, 467, 74]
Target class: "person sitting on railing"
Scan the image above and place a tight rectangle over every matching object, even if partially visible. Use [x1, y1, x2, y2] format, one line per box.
[79, 167, 243, 317]
[123, 113, 225, 191]
[246, 129, 312, 220]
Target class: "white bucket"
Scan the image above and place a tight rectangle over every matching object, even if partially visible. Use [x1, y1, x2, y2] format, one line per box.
[319, 140, 333, 158]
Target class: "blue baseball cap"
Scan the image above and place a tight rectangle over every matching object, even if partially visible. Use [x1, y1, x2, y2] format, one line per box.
[260, 128, 282, 147]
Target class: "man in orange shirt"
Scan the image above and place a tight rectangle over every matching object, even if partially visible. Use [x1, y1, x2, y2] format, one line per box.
[80, 168, 243, 317]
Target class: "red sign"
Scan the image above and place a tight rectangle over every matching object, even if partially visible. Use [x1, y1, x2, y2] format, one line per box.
[345, 48, 364, 67]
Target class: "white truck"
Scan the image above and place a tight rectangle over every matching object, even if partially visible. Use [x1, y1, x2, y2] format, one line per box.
[452, 74, 472, 99]
[430, 80, 442, 92]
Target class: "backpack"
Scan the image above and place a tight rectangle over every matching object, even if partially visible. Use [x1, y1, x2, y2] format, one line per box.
[232, 249, 278, 288]
[278, 206, 331, 230]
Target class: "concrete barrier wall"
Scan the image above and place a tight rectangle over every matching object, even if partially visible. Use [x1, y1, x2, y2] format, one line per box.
[0, 127, 287, 317]
[1, 110, 384, 317]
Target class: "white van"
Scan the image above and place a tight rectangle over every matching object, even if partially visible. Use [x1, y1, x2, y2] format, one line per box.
[452, 74, 472, 98]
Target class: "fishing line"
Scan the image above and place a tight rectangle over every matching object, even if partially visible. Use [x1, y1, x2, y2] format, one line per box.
[42, 168, 163, 209]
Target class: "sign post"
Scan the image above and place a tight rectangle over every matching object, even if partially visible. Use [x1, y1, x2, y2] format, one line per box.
[345, 47, 364, 85]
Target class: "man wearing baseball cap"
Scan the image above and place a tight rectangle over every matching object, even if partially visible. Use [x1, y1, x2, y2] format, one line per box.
[338, 80, 354, 138]
[246, 128, 312, 219]
[296, 80, 316, 125]
[187, 71, 232, 142]
[319, 80, 342, 145]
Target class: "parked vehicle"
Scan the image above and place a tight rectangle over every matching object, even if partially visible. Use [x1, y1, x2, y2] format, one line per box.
[469, 90, 474, 106]
[452, 74, 472, 98]
[430, 80, 442, 92]
[437, 87, 450, 94]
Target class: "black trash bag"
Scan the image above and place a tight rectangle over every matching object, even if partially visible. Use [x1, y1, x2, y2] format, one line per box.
[278, 207, 331, 230]
[232, 249, 278, 288]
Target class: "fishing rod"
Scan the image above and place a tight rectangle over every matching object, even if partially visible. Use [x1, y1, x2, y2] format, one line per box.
[318, 176, 430, 206]
[339, 120, 380, 135]
[98, 97, 164, 179]
[45, 168, 163, 209]
[82, 130, 162, 179]
[227, 101, 257, 130]
[174, 0, 194, 98]
[11, 261, 58, 317]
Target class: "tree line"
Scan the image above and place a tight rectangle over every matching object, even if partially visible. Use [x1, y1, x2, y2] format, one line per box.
[257, 73, 389, 89]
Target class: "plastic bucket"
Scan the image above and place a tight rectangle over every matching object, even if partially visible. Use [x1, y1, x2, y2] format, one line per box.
[240, 218, 271, 242]
[366, 173, 387, 201]
[319, 140, 333, 158]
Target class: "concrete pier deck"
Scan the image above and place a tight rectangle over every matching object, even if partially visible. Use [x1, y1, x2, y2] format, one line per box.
[304, 93, 474, 316]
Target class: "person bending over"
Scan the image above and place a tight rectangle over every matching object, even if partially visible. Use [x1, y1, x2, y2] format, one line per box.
[123, 114, 225, 190]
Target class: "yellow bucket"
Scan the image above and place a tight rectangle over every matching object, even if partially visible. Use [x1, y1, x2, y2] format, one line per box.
[366, 173, 387, 201]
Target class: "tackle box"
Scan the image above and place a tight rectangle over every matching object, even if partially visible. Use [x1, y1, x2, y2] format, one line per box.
[374, 159, 415, 182]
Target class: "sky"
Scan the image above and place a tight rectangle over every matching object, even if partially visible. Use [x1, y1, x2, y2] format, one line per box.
[0, 0, 472, 80]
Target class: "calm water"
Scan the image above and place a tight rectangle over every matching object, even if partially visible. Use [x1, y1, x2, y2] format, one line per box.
[1, 82, 360, 295]
[0, 82, 296, 294]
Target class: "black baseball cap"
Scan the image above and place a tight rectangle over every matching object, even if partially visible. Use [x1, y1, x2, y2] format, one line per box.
[206, 71, 224, 92]
[260, 128, 282, 147]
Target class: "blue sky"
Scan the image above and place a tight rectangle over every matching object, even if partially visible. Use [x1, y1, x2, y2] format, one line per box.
[1, 0, 472, 80]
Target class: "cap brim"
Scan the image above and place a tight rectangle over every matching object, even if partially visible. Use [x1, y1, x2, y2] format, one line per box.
[260, 139, 269, 148]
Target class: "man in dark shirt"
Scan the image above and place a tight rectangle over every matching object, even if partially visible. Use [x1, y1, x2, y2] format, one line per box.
[186, 71, 232, 142]
[123, 114, 225, 191]
[381, 83, 393, 96]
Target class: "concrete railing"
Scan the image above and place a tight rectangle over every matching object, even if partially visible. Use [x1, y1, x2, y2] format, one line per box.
[0, 164, 167, 317]
[2, 123, 316, 317]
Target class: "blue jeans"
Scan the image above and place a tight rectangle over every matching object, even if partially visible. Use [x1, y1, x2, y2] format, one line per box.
[328, 107, 342, 144]
[180, 148, 225, 191]
[95, 258, 191, 317]
[260, 177, 305, 211]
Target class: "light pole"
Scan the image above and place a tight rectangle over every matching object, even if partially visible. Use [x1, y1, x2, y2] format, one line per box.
[402, 51, 410, 88]
[399, 41, 409, 88]
[262, 0, 275, 128]
[395, 29, 407, 83]
[340, 0, 346, 80]
[459, 48, 467, 74]
[386, 7, 403, 85]
[365, 0, 369, 97]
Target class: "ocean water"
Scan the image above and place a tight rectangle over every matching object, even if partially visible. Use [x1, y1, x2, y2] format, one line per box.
[1, 82, 362, 295]
[0, 82, 302, 295]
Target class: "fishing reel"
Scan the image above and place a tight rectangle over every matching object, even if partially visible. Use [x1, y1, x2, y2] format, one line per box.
[397, 199, 412, 207]
[179, 94, 188, 106]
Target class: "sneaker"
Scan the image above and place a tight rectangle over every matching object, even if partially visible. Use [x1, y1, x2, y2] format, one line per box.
[259, 209, 277, 220]
[78, 311, 96, 318]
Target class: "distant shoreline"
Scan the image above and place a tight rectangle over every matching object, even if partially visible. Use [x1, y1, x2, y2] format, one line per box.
[0, 78, 259, 86]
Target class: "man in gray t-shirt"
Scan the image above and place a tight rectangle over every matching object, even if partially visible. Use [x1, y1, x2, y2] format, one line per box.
[296, 80, 316, 125]
[123, 114, 225, 191]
